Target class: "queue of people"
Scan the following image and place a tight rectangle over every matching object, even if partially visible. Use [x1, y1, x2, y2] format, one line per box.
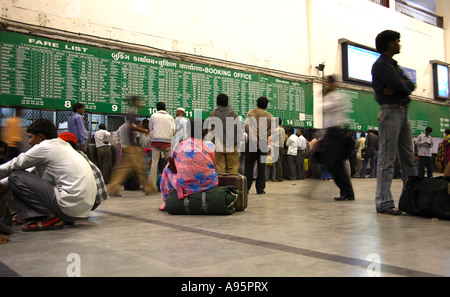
[0, 98, 442, 246]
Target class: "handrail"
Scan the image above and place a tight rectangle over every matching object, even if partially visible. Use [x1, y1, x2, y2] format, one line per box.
[395, 0, 444, 28]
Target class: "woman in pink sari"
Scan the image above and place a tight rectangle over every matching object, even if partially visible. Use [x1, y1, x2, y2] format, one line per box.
[159, 119, 218, 210]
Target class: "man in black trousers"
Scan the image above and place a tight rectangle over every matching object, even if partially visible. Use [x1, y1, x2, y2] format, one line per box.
[315, 75, 355, 201]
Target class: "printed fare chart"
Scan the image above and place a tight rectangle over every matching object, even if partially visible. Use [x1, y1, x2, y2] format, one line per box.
[0, 31, 313, 127]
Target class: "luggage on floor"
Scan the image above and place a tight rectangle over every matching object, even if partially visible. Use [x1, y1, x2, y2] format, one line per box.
[398, 176, 450, 220]
[218, 173, 248, 211]
[165, 186, 238, 215]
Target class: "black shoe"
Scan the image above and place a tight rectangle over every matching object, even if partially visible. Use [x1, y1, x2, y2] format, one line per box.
[334, 196, 355, 201]
[257, 191, 266, 195]
[377, 207, 402, 215]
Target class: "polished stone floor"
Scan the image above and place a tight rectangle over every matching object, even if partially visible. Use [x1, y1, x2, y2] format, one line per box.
[1, 176, 449, 277]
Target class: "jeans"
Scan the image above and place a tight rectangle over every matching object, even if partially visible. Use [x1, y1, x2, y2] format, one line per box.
[320, 165, 332, 179]
[376, 104, 417, 211]
[360, 152, 377, 178]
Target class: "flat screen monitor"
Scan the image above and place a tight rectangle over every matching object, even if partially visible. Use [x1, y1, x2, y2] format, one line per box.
[342, 42, 380, 86]
[432, 62, 449, 99]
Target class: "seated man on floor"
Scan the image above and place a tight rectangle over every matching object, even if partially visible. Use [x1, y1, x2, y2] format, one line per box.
[159, 119, 218, 211]
[58, 132, 109, 211]
[0, 119, 97, 231]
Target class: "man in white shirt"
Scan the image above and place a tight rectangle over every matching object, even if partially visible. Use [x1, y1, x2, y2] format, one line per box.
[174, 107, 189, 143]
[320, 75, 355, 201]
[94, 123, 112, 183]
[296, 129, 307, 180]
[147, 102, 175, 192]
[270, 118, 285, 182]
[0, 119, 97, 231]
[417, 127, 434, 178]
[285, 127, 299, 180]
[354, 133, 366, 177]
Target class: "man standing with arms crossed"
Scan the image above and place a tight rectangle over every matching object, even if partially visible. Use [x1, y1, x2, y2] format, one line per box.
[371, 30, 417, 215]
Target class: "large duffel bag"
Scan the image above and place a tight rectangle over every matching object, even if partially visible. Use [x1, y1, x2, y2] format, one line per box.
[165, 186, 238, 215]
[398, 176, 450, 220]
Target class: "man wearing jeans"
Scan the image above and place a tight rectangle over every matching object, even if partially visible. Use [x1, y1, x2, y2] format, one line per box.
[372, 30, 417, 215]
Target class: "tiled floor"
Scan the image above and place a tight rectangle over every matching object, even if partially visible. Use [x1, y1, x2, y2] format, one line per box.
[1, 176, 449, 277]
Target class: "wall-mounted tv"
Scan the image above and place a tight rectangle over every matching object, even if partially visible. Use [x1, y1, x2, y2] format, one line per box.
[432, 61, 449, 100]
[341, 41, 380, 86]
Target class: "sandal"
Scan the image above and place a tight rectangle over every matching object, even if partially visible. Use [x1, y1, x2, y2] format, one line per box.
[22, 216, 64, 232]
[12, 214, 25, 225]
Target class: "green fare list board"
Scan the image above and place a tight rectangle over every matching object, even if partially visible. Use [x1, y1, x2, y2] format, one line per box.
[341, 88, 380, 132]
[340, 88, 449, 137]
[409, 100, 450, 137]
[0, 31, 313, 127]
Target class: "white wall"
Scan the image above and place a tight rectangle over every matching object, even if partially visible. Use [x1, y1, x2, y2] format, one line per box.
[0, 0, 310, 74]
[308, 0, 446, 99]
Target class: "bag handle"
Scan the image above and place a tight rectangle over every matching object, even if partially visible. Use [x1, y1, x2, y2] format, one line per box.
[201, 192, 208, 214]
[184, 197, 190, 214]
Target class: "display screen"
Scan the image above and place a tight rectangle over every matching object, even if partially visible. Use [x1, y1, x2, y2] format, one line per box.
[342, 42, 380, 86]
[433, 63, 449, 99]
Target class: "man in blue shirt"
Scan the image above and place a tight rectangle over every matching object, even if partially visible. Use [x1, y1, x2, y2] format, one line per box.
[371, 30, 417, 215]
[68, 102, 88, 152]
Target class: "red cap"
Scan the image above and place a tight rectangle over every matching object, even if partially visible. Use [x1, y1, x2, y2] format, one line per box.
[59, 132, 77, 144]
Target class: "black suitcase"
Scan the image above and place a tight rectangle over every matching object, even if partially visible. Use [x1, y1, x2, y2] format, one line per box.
[398, 176, 450, 220]
[218, 173, 248, 211]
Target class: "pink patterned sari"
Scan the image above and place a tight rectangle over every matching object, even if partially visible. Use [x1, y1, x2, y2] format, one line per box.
[160, 137, 218, 201]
